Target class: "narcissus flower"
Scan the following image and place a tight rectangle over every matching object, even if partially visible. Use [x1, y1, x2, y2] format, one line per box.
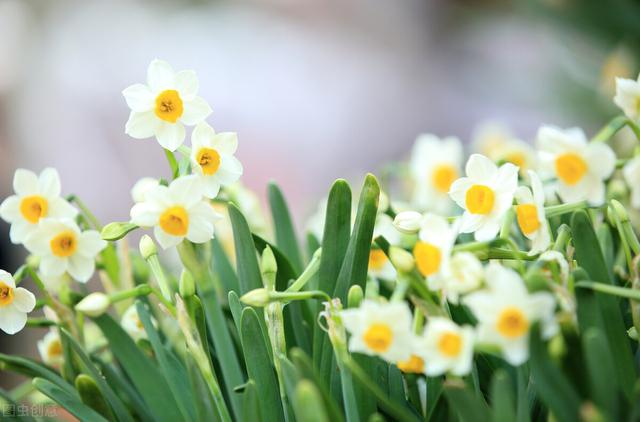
[623, 156, 640, 208]
[429, 251, 483, 304]
[536, 126, 615, 206]
[410, 134, 463, 214]
[341, 300, 413, 362]
[472, 122, 536, 173]
[121, 304, 155, 341]
[0, 270, 36, 335]
[190, 122, 243, 198]
[123, 59, 212, 151]
[614, 74, 640, 121]
[24, 219, 106, 283]
[130, 175, 222, 249]
[368, 248, 396, 281]
[515, 171, 550, 255]
[0, 168, 77, 244]
[463, 263, 557, 365]
[37, 330, 64, 367]
[412, 214, 455, 278]
[131, 177, 159, 203]
[417, 317, 474, 376]
[449, 154, 518, 241]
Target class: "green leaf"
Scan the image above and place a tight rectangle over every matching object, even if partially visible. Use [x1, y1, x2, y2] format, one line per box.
[75, 374, 114, 420]
[61, 329, 134, 422]
[0, 353, 75, 396]
[528, 325, 581, 422]
[93, 314, 183, 422]
[33, 378, 108, 422]
[211, 238, 240, 295]
[582, 328, 619, 420]
[101, 222, 138, 241]
[0, 387, 36, 422]
[292, 380, 331, 422]
[229, 203, 263, 294]
[164, 149, 179, 179]
[240, 307, 285, 422]
[490, 370, 516, 422]
[229, 290, 273, 362]
[443, 380, 491, 422]
[252, 234, 299, 290]
[576, 280, 640, 300]
[571, 211, 636, 398]
[268, 181, 304, 273]
[136, 301, 196, 421]
[242, 380, 262, 422]
[100, 244, 121, 287]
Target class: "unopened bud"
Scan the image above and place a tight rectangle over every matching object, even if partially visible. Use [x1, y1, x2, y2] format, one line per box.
[101, 222, 138, 241]
[139, 235, 157, 260]
[261, 246, 277, 289]
[393, 211, 422, 234]
[75, 293, 110, 317]
[240, 288, 271, 307]
[389, 246, 415, 273]
[179, 270, 196, 298]
[347, 285, 364, 308]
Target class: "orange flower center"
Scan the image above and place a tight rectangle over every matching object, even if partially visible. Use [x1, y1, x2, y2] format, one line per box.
[368, 249, 388, 271]
[397, 354, 425, 373]
[496, 307, 529, 338]
[516, 204, 540, 235]
[437, 331, 463, 357]
[154, 89, 184, 123]
[196, 147, 221, 176]
[413, 241, 442, 277]
[159, 206, 189, 236]
[363, 323, 393, 352]
[465, 184, 495, 215]
[0, 281, 14, 307]
[431, 165, 457, 193]
[555, 153, 587, 185]
[50, 231, 78, 257]
[20, 195, 48, 224]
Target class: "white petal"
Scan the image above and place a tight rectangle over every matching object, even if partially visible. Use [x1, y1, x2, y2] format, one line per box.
[458, 213, 484, 234]
[584, 177, 606, 206]
[77, 231, 107, 258]
[9, 221, 33, 244]
[48, 198, 79, 219]
[155, 121, 186, 151]
[584, 143, 616, 179]
[0, 196, 21, 223]
[154, 226, 183, 249]
[0, 271, 15, 287]
[122, 83, 154, 112]
[515, 187, 533, 205]
[0, 307, 27, 335]
[212, 132, 238, 155]
[201, 178, 221, 199]
[448, 178, 473, 209]
[13, 288, 36, 313]
[494, 163, 519, 194]
[67, 255, 95, 283]
[13, 169, 38, 195]
[38, 168, 61, 197]
[216, 156, 243, 185]
[186, 216, 215, 244]
[130, 202, 159, 227]
[463, 291, 496, 323]
[147, 59, 175, 92]
[40, 255, 67, 278]
[501, 337, 529, 366]
[175, 70, 199, 101]
[180, 97, 212, 126]
[191, 121, 215, 149]
[169, 175, 204, 206]
[473, 220, 500, 241]
[466, 154, 497, 182]
[125, 111, 159, 139]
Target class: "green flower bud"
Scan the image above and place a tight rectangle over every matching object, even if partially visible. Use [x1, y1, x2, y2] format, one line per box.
[139, 235, 158, 260]
[261, 246, 277, 289]
[347, 285, 364, 308]
[75, 293, 110, 317]
[240, 288, 271, 307]
[179, 270, 196, 298]
[389, 246, 415, 273]
[101, 222, 138, 241]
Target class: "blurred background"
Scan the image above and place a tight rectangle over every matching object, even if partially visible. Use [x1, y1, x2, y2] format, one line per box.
[1, 0, 639, 386]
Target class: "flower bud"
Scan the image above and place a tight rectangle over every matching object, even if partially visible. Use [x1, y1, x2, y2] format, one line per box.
[139, 235, 158, 260]
[393, 211, 422, 234]
[179, 270, 196, 298]
[347, 285, 363, 308]
[389, 246, 415, 273]
[101, 222, 138, 241]
[610, 199, 630, 223]
[261, 246, 277, 289]
[75, 293, 110, 317]
[240, 288, 271, 307]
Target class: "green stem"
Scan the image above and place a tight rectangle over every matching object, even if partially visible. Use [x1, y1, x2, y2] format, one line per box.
[576, 281, 640, 300]
[591, 115, 628, 143]
[500, 208, 515, 239]
[544, 201, 590, 218]
[145, 254, 174, 302]
[553, 224, 571, 252]
[286, 248, 322, 293]
[270, 290, 331, 303]
[67, 195, 102, 230]
[164, 149, 180, 179]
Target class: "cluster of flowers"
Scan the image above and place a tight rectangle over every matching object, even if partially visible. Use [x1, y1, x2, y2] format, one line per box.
[334, 74, 640, 375]
[0, 60, 243, 366]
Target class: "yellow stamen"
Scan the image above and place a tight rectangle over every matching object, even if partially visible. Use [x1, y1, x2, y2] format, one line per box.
[363, 323, 393, 352]
[516, 204, 540, 235]
[50, 231, 78, 257]
[496, 307, 529, 338]
[0, 281, 14, 307]
[368, 249, 388, 271]
[465, 184, 495, 215]
[196, 147, 221, 176]
[154, 90, 184, 123]
[159, 206, 189, 236]
[20, 195, 48, 224]
[47, 339, 63, 357]
[413, 241, 442, 277]
[438, 331, 462, 357]
[431, 165, 457, 193]
[555, 153, 587, 185]
[397, 354, 425, 373]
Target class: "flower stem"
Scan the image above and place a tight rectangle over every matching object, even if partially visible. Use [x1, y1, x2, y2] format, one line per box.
[545, 201, 590, 218]
[67, 195, 102, 230]
[285, 248, 322, 293]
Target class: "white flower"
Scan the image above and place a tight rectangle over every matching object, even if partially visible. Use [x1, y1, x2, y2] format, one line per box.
[130, 175, 221, 249]
[623, 156, 640, 208]
[24, 219, 106, 283]
[449, 154, 519, 241]
[417, 317, 474, 376]
[410, 134, 463, 214]
[393, 211, 422, 234]
[614, 74, 640, 121]
[38, 330, 64, 367]
[131, 177, 159, 203]
[0, 168, 77, 244]
[0, 270, 36, 335]
[123, 59, 212, 151]
[121, 304, 155, 341]
[536, 126, 615, 206]
[39, 272, 70, 294]
[463, 263, 557, 365]
[190, 122, 243, 199]
[341, 300, 414, 362]
[75, 292, 110, 317]
[472, 122, 536, 171]
[368, 248, 396, 281]
[412, 214, 456, 279]
[515, 171, 551, 255]
[429, 252, 483, 304]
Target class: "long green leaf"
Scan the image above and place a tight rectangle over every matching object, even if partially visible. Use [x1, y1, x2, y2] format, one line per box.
[75, 374, 114, 420]
[0, 353, 75, 396]
[93, 315, 183, 422]
[292, 380, 331, 422]
[490, 370, 516, 422]
[229, 203, 263, 294]
[582, 328, 619, 420]
[33, 378, 108, 422]
[268, 181, 304, 273]
[443, 381, 491, 422]
[211, 238, 241, 295]
[242, 380, 262, 422]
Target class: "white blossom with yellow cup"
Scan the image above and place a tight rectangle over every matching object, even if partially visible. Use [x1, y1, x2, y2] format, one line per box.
[24, 219, 107, 283]
[121, 304, 155, 341]
[410, 134, 463, 214]
[472, 121, 536, 173]
[463, 263, 557, 365]
[123, 59, 212, 151]
[0, 168, 77, 245]
[340, 300, 414, 363]
[417, 317, 475, 376]
[536, 126, 615, 206]
[449, 154, 519, 241]
[614, 73, 640, 121]
[515, 171, 550, 255]
[130, 175, 222, 249]
[412, 213, 456, 279]
[37, 330, 64, 367]
[190, 122, 243, 199]
[0, 270, 36, 335]
[429, 251, 483, 304]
